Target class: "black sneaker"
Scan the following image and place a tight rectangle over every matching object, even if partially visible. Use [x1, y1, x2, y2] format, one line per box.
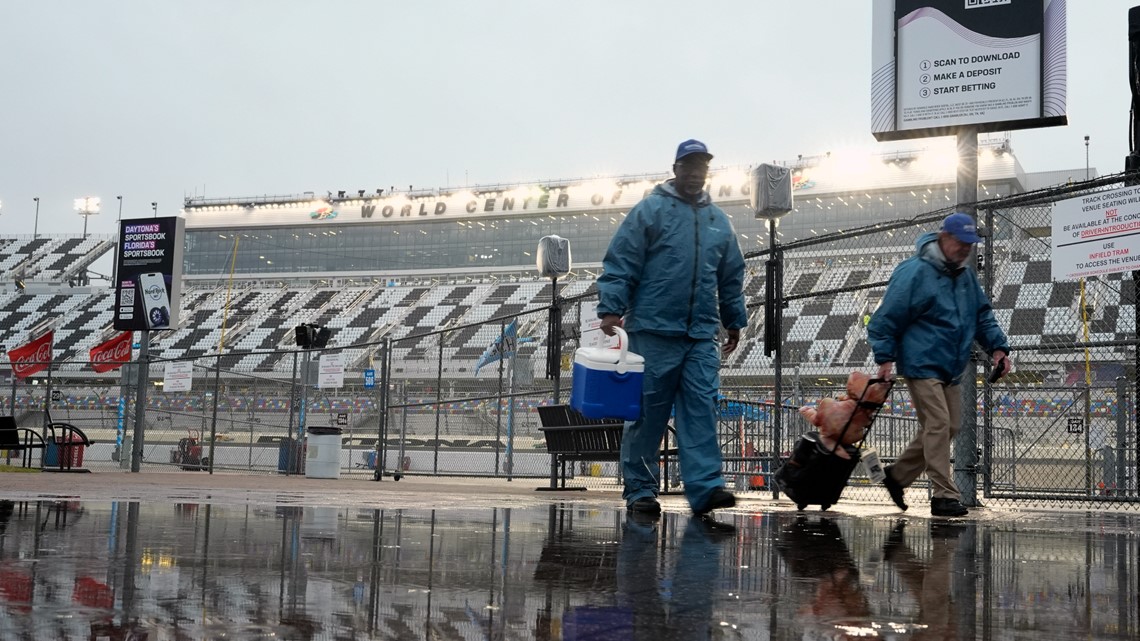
[693, 488, 736, 516]
[627, 496, 662, 515]
[930, 497, 968, 518]
[883, 466, 908, 511]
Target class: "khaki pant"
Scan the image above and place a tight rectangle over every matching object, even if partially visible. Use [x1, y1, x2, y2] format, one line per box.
[893, 379, 962, 500]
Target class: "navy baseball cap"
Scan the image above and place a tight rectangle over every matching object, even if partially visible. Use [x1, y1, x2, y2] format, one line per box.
[675, 139, 713, 162]
[942, 212, 981, 243]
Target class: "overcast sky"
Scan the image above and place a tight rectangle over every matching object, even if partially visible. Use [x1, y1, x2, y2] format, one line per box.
[0, 1, 1133, 237]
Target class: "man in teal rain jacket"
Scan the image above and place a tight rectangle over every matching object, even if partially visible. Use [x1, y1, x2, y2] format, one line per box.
[597, 139, 748, 517]
[868, 213, 1010, 517]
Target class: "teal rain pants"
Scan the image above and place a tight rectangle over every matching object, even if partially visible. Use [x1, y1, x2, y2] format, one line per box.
[621, 331, 726, 512]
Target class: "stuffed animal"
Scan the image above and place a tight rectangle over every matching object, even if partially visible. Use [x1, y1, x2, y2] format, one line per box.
[799, 397, 860, 457]
[798, 371, 891, 455]
[840, 371, 890, 434]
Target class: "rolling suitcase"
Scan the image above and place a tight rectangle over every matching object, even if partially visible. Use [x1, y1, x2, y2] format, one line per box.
[774, 378, 893, 511]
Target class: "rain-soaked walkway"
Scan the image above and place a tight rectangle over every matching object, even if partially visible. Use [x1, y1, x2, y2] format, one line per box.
[0, 472, 1137, 640]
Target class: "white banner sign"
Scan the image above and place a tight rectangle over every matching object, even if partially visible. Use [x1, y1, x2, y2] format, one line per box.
[163, 361, 194, 392]
[318, 352, 345, 389]
[1051, 185, 1140, 281]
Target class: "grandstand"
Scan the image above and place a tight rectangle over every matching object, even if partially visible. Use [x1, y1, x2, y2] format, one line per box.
[0, 140, 1123, 385]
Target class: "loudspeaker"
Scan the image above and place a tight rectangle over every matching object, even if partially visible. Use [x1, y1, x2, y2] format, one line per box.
[750, 163, 794, 220]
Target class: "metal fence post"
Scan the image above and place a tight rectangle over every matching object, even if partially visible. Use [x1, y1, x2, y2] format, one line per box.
[375, 338, 390, 481]
[982, 205, 995, 498]
[207, 354, 221, 474]
[434, 338, 443, 475]
[285, 350, 299, 476]
[130, 331, 150, 473]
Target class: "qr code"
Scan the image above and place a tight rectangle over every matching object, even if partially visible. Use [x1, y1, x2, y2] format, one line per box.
[120, 287, 135, 308]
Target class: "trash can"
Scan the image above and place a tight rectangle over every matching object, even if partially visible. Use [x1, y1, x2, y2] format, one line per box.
[45, 434, 85, 469]
[44, 440, 60, 468]
[278, 437, 304, 474]
[305, 427, 343, 479]
[61, 433, 85, 468]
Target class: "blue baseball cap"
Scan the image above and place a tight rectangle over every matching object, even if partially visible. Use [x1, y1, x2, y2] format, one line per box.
[942, 212, 981, 243]
[675, 139, 713, 162]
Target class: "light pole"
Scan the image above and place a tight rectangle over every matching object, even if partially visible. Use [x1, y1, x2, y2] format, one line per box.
[74, 196, 101, 238]
[151, 202, 157, 218]
[33, 197, 39, 239]
[1084, 135, 1090, 180]
[113, 196, 124, 284]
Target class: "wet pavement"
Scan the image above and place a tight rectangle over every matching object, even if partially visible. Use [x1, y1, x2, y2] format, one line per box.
[0, 473, 1137, 640]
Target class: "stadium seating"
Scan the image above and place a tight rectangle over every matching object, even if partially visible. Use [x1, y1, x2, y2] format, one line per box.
[1, 233, 1133, 381]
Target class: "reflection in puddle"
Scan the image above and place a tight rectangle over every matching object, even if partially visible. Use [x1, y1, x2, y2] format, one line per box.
[0, 498, 1136, 639]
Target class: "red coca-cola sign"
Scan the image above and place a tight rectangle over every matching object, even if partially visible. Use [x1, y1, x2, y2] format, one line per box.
[89, 331, 133, 373]
[8, 331, 53, 379]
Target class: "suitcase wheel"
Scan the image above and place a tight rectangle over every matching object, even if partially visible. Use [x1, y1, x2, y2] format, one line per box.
[820, 503, 832, 511]
[796, 503, 807, 511]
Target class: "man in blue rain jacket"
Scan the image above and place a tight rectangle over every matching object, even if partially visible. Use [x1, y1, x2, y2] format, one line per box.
[597, 139, 748, 517]
[868, 213, 1010, 517]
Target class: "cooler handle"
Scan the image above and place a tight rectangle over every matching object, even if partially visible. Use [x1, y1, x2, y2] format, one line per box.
[614, 326, 630, 374]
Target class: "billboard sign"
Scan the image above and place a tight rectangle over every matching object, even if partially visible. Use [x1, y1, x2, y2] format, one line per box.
[872, 0, 1066, 140]
[114, 217, 186, 331]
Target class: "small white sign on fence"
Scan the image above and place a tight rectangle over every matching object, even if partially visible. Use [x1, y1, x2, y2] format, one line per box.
[1051, 184, 1140, 280]
[163, 361, 194, 392]
[318, 353, 345, 389]
[579, 301, 620, 349]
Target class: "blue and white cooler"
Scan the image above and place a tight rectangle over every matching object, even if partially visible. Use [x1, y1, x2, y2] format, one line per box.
[570, 327, 645, 421]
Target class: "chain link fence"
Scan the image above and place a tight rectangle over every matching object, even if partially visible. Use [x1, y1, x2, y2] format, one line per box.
[3, 173, 1136, 509]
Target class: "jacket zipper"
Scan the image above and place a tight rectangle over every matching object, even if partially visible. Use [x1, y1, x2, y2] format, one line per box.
[687, 204, 700, 331]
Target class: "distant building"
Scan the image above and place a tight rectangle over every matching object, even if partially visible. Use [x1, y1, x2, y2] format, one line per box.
[180, 141, 1039, 281]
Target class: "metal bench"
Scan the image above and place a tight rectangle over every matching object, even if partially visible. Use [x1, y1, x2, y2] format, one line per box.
[0, 416, 48, 469]
[536, 405, 678, 492]
[536, 405, 624, 491]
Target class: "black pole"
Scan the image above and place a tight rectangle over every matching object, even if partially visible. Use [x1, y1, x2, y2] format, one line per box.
[130, 331, 150, 472]
[375, 338, 390, 481]
[43, 354, 53, 430]
[286, 350, 298, 475]
[1127, 5, 1140, 498]
[112, 197, 123, 283]
[547, 276, 562, 402]
[956, 125, 980, 507]
[765, 219, 783, 499]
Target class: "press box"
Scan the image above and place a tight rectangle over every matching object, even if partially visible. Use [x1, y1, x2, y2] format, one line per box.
[570, 327, 644, 421]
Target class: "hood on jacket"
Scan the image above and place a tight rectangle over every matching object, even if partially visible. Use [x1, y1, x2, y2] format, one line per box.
[657, 180, 712, 208]
[915, 230, 963, 275]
